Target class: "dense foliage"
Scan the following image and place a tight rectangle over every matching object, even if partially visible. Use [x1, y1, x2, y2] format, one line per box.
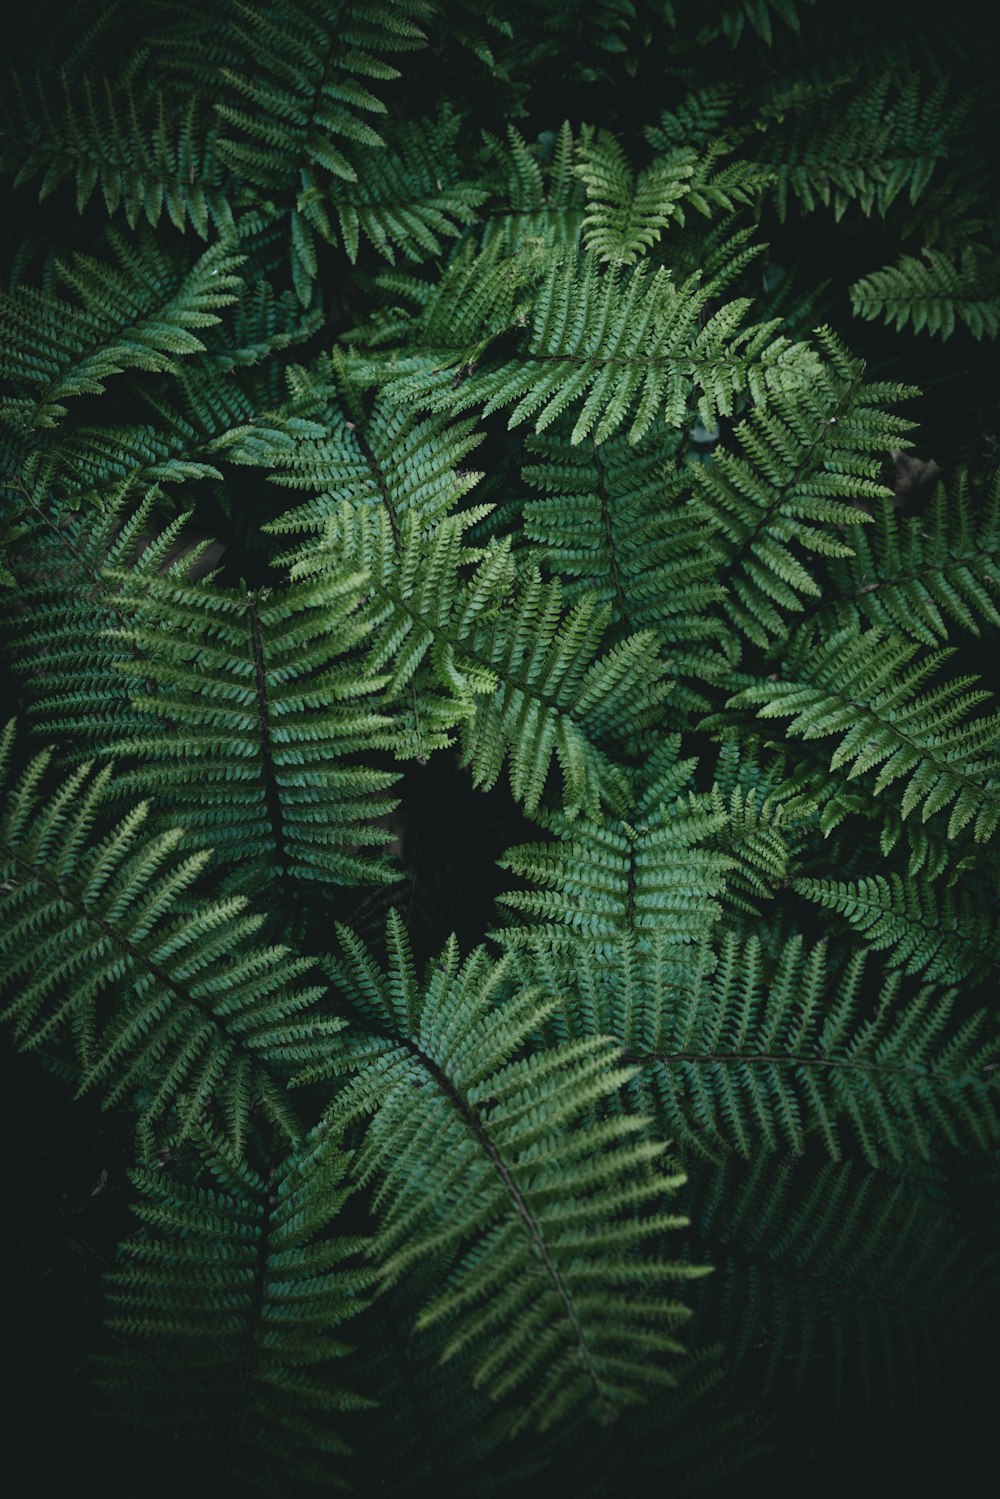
[2, 2, 998, 1494]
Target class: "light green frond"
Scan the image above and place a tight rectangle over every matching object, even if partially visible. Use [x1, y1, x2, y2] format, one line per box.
[349, 243, 823, 445]
[691, 328, 916, 648]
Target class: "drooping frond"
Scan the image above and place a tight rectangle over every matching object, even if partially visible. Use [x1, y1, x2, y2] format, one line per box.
[793, 872, 1000, 986]
[299, 912, 706, 1436]
[0, 73, 234, 237]
[107, 569, 401, 899]
[850, 244, 1000, 341]
[690, 328, 916, 648]
[814, 465, 1000, 645]
[726, 627, 1000, 843]
[0, 228, 244, 430]
[693, 0, 815, 47]
[100, 1128, 371, 1495]
[0, 725, 340, 1151]
[684, 1154, 999, 1404]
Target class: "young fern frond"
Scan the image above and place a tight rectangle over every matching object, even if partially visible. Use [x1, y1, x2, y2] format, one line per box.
[0, 724, 340, 1152]
[107, 569, 402, 900]
[297, 912, 706, 1436]
[575, 131, 696, 265]
[350, 242, 823, 445]
[100, 1128, 372, 1495]
[575, 128, 764, 266]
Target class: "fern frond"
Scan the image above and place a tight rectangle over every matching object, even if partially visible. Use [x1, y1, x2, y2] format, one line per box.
[1, 73, 234, 237]
[563, 929, 999, 1164]
[691, 328, 916, 648]
[108, 569, 401, 899]
[478, 120, 586, 255]
[794, 871, 999, 986]
[685, 1154, 998, 1404]
[575, 131, 696, 264]
[695, 0, 814, 47]
[2, 491, 207, 758]
[348, 1302, 544, 1496]
[0, 227, 244, 431]
[331, 111, 487, 265]
[517, 419, 726, 660]
[100, 1128, 372, 1494]
[299, 912, 705, 1436]
[496, 768, 732, 953]
[351, 242, 823, 445]
[814, 466, 1000, 645]
[297, 501, 671, 817]
[754, 71, 967, 222]
[850, 243, 1000, 341]
[214, 0, 431, 299]
[0, 726, 339, 1150]
[263, 375, 484, 551]
[727, 627, 1000, 842]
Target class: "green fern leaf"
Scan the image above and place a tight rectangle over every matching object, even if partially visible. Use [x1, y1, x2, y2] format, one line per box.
[298, 912, 706, 1436]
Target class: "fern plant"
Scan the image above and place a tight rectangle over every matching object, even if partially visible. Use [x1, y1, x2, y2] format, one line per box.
[2, 2, 999, 1496]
